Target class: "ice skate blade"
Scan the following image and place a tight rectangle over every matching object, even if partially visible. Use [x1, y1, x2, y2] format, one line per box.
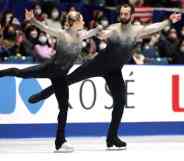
[54, 148, 74, 153]
[106, 146, 127, 151]
[54, 142, 74, 153]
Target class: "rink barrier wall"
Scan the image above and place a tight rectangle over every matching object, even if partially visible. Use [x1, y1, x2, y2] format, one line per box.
[0, 64, 184, 138]
[1, 122, 184, 138]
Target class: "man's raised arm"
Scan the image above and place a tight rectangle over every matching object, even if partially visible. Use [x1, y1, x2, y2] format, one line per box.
[136, 13, 181, 39]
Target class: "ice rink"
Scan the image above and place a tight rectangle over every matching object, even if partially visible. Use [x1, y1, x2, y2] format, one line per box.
[1, 136, 184, 161]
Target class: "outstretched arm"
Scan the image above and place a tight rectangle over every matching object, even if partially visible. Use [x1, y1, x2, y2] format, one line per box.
[79, 25, 103, 40]
[25, 9, 65, 38]
[79, 23, 118, 40]
[98, 23, 117, 40]
[30, 18, 65, 38]
[136, 13, 181, 39]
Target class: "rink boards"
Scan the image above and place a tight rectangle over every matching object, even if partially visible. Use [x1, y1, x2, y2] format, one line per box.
[0, 64, 184, 138]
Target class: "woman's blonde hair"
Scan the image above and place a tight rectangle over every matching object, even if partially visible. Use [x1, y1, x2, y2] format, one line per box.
[64, 11, 81, 28]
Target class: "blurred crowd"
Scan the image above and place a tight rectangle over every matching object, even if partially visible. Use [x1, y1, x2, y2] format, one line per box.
[0, 0, 184, 65]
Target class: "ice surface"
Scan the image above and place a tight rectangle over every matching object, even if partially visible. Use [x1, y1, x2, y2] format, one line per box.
[1, 136, 184, 161]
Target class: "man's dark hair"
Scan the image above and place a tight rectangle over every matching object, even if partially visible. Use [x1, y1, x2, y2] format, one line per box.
[119, 3, 135, 14]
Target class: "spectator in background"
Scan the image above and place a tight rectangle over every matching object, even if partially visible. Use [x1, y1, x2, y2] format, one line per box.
[32, 4, 44, 21]
[0, 10, 29, 61]
[89, 10, 107, 29]
[3, 25, 16, 43]
[25, 26, 39, 45]
[173, 39, 184, 64]
[0, 24, 17, 60]
[168, 28, 178, 43]
[42, 12, 49, 20]
[156, 26, 171, 58]
[0, 10, 14, 30]
[100, 17, 109, 28]
[20, 26, 39, 61]
[48, 36, 57, 49]
[85, 38, 97, 59]
[11, 17, 21, 28]
[33, 31, 55, 62]
[156, 27, 179, 63]
[89, 10, 100, 29]
[167, 28, 179, 62]
[142, 33, 160, 59]
[45, 7, 62, 29]
[180, 26, 184, 39]
[14, 27, 27, 58]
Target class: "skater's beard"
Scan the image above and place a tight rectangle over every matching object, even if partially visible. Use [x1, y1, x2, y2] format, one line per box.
[120, 17, 131, 25]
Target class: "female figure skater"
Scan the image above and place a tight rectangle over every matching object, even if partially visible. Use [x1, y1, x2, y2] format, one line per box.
[0, 9, 102, 152]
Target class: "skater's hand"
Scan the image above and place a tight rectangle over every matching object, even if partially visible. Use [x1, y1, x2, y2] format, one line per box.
[25, 9, 34, 21]
[97, 25, 103, 31]
[169, 13, 182, 24]
[98, 30, 108, 40]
